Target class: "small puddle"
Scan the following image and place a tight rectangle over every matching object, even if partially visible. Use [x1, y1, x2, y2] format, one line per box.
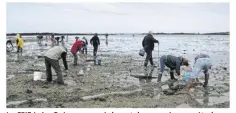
[7, 75, 15, 80]
[176, 103, 192, 108]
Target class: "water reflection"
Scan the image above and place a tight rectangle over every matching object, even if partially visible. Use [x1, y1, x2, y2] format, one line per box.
[203, 89, 209, 106]
[139, 67, 161, 97]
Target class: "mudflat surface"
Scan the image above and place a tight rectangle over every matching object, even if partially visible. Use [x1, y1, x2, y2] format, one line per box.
[6, 35, 229, 108]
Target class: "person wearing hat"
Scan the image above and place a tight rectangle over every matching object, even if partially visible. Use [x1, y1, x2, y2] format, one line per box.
[70, 36, 83, 66]
[142, 31, 159, 67]
[157, 55, 189, 82]
[90, 33, 100, 57]
[44, 46, 68, 84]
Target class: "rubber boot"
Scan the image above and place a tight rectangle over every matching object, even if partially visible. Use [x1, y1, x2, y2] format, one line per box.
[170, 71, 177, 81]
[144, 61, 148, 67]
[203, 73, 209, 88]
[157, 73, 162, 82]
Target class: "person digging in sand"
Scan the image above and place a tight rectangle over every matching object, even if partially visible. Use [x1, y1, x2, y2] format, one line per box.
[157, 55, 189, 82]
[44, 46, 68, 84]
[70, 37, 83, 66]
[175, 54, 212, 94]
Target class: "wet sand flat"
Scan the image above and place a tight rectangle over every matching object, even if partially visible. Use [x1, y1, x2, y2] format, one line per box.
[6, 35, 229, 108]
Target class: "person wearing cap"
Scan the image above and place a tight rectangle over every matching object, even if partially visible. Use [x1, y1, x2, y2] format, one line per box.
[44, 46, 68, 84]
[81, 37, 88, 54]
[90, 33, 100, 57]
[157, 55, 189, 82]
[142, 31, 159, 67]
[180, 54, 212, 92]
[70, 37, 83, 66]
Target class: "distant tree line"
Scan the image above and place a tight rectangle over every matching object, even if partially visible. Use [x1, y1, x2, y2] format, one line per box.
[6, 32, 229, 36]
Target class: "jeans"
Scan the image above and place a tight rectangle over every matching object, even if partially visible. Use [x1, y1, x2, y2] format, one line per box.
[144, 49, 153, 67]
[190, 58, 212, 79]
[82, 45, 87, 54]
[44, 56, 63, 83]
[93, 45, 98, 56]
[72, 53, 78, 65]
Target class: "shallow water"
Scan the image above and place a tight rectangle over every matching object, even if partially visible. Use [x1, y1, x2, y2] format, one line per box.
[16, 35, 229, 64]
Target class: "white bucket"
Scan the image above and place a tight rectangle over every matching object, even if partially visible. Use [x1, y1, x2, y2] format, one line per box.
[78, 69, 84, 76]
[33, 71, 44, 81]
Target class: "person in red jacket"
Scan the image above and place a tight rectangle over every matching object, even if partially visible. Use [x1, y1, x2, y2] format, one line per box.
[70, 37, 83, 66]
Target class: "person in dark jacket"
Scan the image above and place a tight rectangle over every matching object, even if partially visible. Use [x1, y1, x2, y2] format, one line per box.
[142, 31, 159, 67]
[105, 33, 108, 45]
[37, 35, 43, 45]
[158, 55, 189, 82]
[60, 36, 65, 42]
[90, 33, 100, 57]
[55, 37, 60, 46]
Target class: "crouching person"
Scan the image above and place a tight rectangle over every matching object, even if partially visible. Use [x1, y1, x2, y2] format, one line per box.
[158, 55, 189, 82]
[70, 37, 83, 66]
[180, 54, 212, 93]
[44, 46, 68, 84]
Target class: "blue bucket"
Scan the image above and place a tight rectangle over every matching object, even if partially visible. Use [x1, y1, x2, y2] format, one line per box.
[184, 72, 191, 84]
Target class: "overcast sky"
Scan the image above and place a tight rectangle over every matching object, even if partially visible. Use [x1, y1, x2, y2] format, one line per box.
[7, 3, 229, 33]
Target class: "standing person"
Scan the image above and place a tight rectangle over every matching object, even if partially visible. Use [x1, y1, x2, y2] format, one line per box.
[55, 37, 60, 46]
[16, 34, 24, 53]
[142, 31, 159, 67]
[81, 37, 88, 54]
[60, 35, 65, 46]
[90, 33, 100, 57]
[37, 35, 43, 45]
[66, 35, 69, 42]
[105, 33, 108, 45]
[180, 54, 212, 92]
[46, 35, 48, 42]
[50, 34, 56, 47]
[70, 37, 83, 66]
[16, 34, 20, 50]
[157, 55, 189, 82]
[44, 46, 68, 84]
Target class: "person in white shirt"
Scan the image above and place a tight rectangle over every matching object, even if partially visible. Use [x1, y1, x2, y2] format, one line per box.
[44, 46, 68, 84]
